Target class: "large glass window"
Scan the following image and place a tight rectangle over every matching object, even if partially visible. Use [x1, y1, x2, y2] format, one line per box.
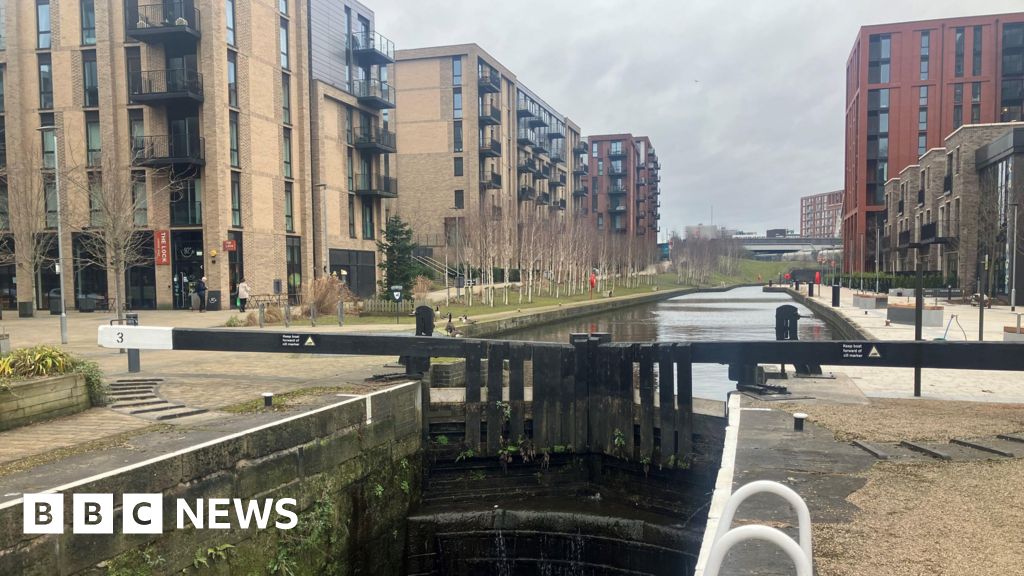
[971, 82, 981, 124]
[348, 195, 356, 238]
[453, 120, 463, 152]
[868, 33, 891, 84]
[282, 128, 292, 178]
[231, 171, 241, 227]
[38, 54, 53, 109]
[88, 174, 103, 227]
[453, 88, 463, 119]
[920, 31, 930, 81]
[452, 56, 462, 85]
[954, 27, 965, 77]
[86, 113, 101, 166]
[454, 157, 463, 177]
[280, 19, 289, 69]
[279, 0, 288, 15]
[170, 178, 202, 226]
[282, 73, 291, 124]
[226, 0, 236, 44]
[129, 109, 144, 158]
[44, 175, 57, 228]
[285, 236, 301, 303]
[37, 1, 50, 49]
[972, 26, 982, 76]
[41, 122, 56, 169]
[83, 51, 98, 107]
[0, 180, 8, 230]
[229, 111, 239, 167]
[284, 182, 294, 232]
[0, 66, 5, 113]
[454, 189, 464, 209]
[362, 200, 374, 239]
[953, 83, 963, 129]
[227, 51, 237, 108]
[132, 172, 147, 226]
[80, 0, 96, 45]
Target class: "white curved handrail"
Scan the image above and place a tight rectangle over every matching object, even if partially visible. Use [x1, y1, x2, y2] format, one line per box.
[713, 480, 812, 562]
[704, 525, 813, 576]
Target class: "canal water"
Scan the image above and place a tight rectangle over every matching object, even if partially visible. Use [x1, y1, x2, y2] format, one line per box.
[500, 286, 834, 400]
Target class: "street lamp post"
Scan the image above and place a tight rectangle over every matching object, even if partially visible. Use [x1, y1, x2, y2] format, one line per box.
[1012, 203, 1019, 312]
[37, 125, 68, 345]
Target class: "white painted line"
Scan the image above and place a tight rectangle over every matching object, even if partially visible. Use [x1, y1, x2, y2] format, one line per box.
[0, 381, 419, 511]
[694, 392, 743, 576]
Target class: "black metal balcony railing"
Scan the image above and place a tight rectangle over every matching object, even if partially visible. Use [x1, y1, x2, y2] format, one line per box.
[479, 105, 501, 126]
[612, 225, 628, 234]
[608, 147, 627, 159]
[516, 100, 536, 118]
[550, 174, 566, 188]
[126, 2, 201, 43]
[637, 177, 647, 186]
[573, 185, 588, 197]
[533, 140, 549, 155]
[550, 150, 565, 165]
[609, 204, 627, 213]
[129, 69, 204, 104]
[518, 185, 536, 201]
[478, 70, 501, 94]
[536, 165, 551, 180]
[573, 163, 589, 176]
[133, 135, 205, 168]
[920, 222, 937, 243]
[536, 192, 551, 206]
[479, 171, 501, 190]
[897, 230, 911, 248]
[350, 30, 395, 65]
[517, 157, 538, 174]
[354, 173, 398, 198]
[608, 185, 628, 195]
[479, 137, 501, 157]
[517, 129, 537, 147]
[573, 141, 588, 155]
[608, 165, 626, 177]
[548, 125, 565, 139]
[354, 126, 397, 154]
[352, 79, 396, 109]
[943, 174, 952, 194]
[529, 114, 548, 129]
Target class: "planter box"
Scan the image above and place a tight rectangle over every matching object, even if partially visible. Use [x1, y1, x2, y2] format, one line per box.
[0, 373, 88, 431]
[853, 293, 888, 309]
[1004, 326, 1024, 342]
[887, 303, 943, 327]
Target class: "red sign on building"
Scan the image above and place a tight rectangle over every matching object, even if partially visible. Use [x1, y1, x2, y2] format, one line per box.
[155, 230, 170, 265]
[222, 240, 237, 252]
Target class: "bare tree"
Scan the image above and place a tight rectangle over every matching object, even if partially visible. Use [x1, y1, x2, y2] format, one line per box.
[0, 159, 57, 311]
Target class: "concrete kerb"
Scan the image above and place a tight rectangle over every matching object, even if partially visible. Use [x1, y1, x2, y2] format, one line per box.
[694, 392, 743, 575]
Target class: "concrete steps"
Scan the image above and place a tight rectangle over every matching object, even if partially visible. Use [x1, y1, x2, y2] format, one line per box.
[854, 435, 1024, 462]
[107, 378, 208, 421]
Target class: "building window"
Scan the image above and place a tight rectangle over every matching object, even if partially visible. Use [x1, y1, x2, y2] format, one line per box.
[597, 159, 604, 176]
[170, 178, 202, 226]
[597, 213, 604, 230]
[38, 54, 53, 109]
[229, 111, 239, 167]
[282, 128, 292, 178]
[919, 85, 928, 106]
[226, 0, 235, 45]
[37, 1, 50, 49]
[279, 18, 289, 69]
[230, 171, 241, 227]
[0, 66, 4, 113]
[88, 174, 103, 227]
[346, 148, 353, 191]
[454, 189, 464, 209]
[453, 120, 463, 152]
[348, 195, 356, 238]
[83, 51, 98, 107]
[919, 30, 930, 81]
[972, 26, 982, 76]
[453, 88, 463, 119]
[282, 73, 291, 124]
[868, 33, 891, 84]
[41, 120, 55, 169]
[227, 51, 238, 107]
[0, 2, 6, 51]
[918, 134, 927, 156]
[592, 142, 598, 158]
[132, 171, 147, 226]
[285, 236, 301, 303]
[454, 157, 463, 177]
[452, 56, 462, 85]
[280, 0, 288, 15]
[954, 27, 964, 77]
[81, 0, 96, 45]
[971, 82, 981, 124]
[362, 201, 374, 239]
[953, 83, 963, 129]
[1001, 24, 1024, 122]
[86, 112, 101, 166]
[44, 175, 57, 228]
[918, 108, 927, 131]
[129, 109, 144, 158]
[0, 180, 9, 229]
[284, 182, 294, 232]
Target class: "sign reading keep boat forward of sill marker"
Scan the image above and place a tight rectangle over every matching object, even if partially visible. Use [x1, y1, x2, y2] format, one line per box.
[97, 325, 174, 350]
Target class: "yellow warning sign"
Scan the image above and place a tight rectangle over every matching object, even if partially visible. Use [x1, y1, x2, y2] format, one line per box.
[304, 336, 316, 347]
[868, 346, 881, 358]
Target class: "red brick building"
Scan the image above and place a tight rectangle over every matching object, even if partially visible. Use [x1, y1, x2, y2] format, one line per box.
[843, 12, 1024, 271]
[800, 190, 843, 238]
[584, 133, 660, 252]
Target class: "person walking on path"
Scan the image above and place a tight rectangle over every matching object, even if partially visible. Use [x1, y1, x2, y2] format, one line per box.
[237, 278, 250, 313]
[197, 276, 208, 312]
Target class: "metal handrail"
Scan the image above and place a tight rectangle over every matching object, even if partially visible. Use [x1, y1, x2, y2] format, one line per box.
[705, 525, 812, 576]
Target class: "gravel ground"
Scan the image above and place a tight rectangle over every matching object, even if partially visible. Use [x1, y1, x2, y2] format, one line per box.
[758, 398, 1024, 442]
[814, 458, 1024, 576]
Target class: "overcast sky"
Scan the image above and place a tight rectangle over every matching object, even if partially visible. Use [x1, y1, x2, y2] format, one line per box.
[373, 0, 1023, 239]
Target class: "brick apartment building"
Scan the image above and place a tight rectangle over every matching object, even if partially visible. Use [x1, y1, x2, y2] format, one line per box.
[843, 13, 1024, 272]
[0, 0, 393, 312]
[585, 133, 661, 254]
[882, 123, 1024, 299]
[799, 190, 842, 238]
[392, 44, 584, 264]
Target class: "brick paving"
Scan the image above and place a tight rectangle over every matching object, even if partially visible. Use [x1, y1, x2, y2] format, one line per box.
[0, 409, 151, 466]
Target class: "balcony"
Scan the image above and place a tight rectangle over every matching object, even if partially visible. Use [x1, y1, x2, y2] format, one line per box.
[129, 69, 203, 105]
[518, 185, 536, 201]
[126, 2, 201, 45]
[613, 225, 628, 234]
[557, 199, 566, 210]
[352, 79, 396, 109]
[637, 177, 647, 186]
[479, 105, 501, 126]
[536, 165, 551, 180]
[550, 150, 565, 165]
[897, 230, 911, 248]
[536, 192, 551, 206]
[652, 174, 661, 182]
[573, 185, 588, 197]
[516, 100, 535, 118]
[517, 157, 538, 174]
[573, 163, 589, 176]
[608, 165, 626, 177]
[573, 141, 588, 155]
[354, 173, 398, 198]
[479, 171, 501, 191]
[133, 135, 205, 168]
[609, 204, 627, 213]
[608, 147, 627, 160]
[548, 124, 565, 139]
[550, 174, 566, 188]
[354, 126, 397, 154]
[479, 137, 501, 157]
[350, 30, 395, 66]
[529, 115, 548, 128]
[608, 185, 628, 196]
[478, 70, 501, 94]
[517, 129, 537, 148]
[533, 139, 549, 155]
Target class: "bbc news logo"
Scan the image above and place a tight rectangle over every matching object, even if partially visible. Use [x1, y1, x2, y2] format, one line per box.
[23, 494, 298, 534]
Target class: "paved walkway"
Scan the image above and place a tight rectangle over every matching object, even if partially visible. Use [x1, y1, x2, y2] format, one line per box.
[794, 285, 1024, 403]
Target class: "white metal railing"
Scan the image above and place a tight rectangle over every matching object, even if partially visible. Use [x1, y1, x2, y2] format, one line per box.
[704, 480, 813, 576]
